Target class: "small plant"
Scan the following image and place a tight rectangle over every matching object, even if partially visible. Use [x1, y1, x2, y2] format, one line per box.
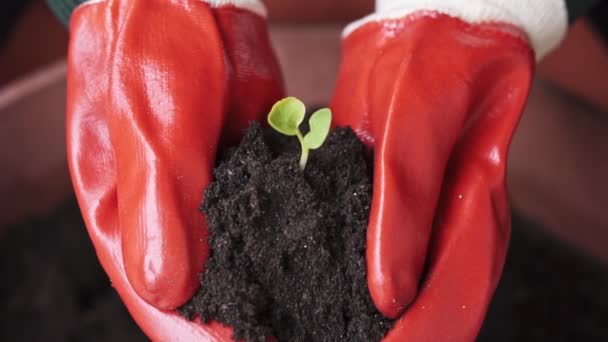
[268, 97, 332, 171]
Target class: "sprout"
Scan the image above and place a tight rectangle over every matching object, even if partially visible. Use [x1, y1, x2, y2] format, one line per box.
[268, 97, 332, 170]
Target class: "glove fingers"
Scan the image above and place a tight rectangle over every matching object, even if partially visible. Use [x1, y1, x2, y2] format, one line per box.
[333, 19, 478, 318]
[366, 100, 469, 319]
[383, 47, 533, 341]
[384, 168, 509, 342]
[67, 72, 234, 342]
[104, 0, 228, 309]
[214, 7, 285, 145]
[67, 0, 119, 262]
[68, 1, 275, 339]
[68, 61, 234, 340]
[333, 17, 534, 320]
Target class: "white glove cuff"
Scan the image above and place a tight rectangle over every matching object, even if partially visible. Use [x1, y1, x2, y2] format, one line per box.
[345, 0, 568, 61]
[204, 0, 266, 17]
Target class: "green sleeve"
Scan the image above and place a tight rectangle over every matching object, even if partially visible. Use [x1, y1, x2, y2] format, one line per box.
[46, 0, 88, 27]
[566, 0, 603, 22]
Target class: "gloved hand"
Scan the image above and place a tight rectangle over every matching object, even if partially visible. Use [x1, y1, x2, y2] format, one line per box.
[330, 0, 566, 340]
[66, 0, 569, 341]
[66, 0, 283, 339]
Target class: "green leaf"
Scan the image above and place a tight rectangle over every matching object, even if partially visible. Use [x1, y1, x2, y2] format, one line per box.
[303, 108, 332, 149]
[267, 97, 306, 136]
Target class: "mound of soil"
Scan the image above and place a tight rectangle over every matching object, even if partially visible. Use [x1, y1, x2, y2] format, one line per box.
[180, 123, 392, 342]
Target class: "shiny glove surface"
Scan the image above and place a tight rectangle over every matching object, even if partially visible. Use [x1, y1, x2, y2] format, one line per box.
[67, 0, 283, 340]
[330, 9, 538, 341]
[67, 0, 568, 341]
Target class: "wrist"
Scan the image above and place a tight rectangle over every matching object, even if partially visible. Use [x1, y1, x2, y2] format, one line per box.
[346, 0, 568, 61]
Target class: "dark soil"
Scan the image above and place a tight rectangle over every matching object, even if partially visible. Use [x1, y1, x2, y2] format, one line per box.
[3, 201, 607, 342]
[1, 153, 607, 342]
[179, 123, 393, 342]
[479, 214, 608, 342]
[0, 201, 146, 342]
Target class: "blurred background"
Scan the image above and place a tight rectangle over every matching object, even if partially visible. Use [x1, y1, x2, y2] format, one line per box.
[1, 0, 606, 341]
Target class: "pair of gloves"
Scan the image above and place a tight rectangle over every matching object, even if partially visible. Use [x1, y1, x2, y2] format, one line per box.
[64, 0, 567, 340]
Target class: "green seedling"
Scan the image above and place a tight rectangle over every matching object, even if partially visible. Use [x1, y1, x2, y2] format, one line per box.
[268, 97, 332, 170]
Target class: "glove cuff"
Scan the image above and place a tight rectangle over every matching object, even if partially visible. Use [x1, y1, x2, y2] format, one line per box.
[204, 0, 266, 17]
[48, 0, 266, 27]
[344, 0, 568, 61]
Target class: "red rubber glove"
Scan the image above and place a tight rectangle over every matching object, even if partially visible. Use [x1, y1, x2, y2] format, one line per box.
[66, 0, 568, 340]
[330, 1, 567, 340]
[66, 0, 283, 339]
